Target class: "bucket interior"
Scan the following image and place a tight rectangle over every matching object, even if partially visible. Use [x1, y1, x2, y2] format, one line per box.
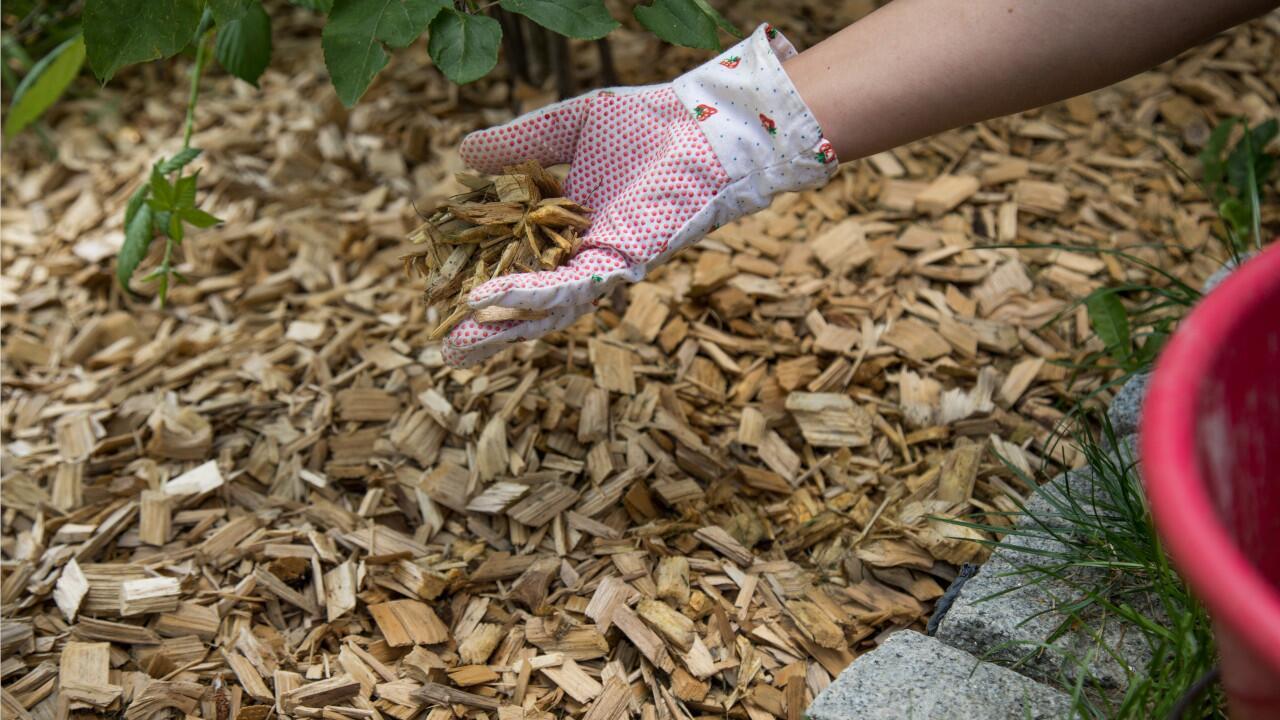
[1194, 275, 1280, 586]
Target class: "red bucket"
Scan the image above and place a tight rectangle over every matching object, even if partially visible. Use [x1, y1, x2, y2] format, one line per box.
[1142, 241, 1280, 719]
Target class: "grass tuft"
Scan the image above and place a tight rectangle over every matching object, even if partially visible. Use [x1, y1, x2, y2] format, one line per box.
[945, 414, 1223, 717]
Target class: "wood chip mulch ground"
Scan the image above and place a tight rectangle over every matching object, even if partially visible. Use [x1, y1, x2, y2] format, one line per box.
[2, 8, 1276, 720]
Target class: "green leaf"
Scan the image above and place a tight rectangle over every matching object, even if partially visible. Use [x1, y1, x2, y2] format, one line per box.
[209, 0, 255, 24]
[1226, 134, 1254, 195]
[1219, 197, 1251, 233]
[175, 173, 199, 210]
[322, 0, 448, 107]
[291, 0, 334, 10]
[1086, 291, 1131, 362]
[117, 202, 154, 291]
[1134, 330, 1169, 368]
[1198, 118, 1236, 194]
[689, 0, 740, 38]
[633, 0, 718, 50]
[182, 207, 223, 228]
[1250, 118, 1278, 153]
[169, 212, 186, 243]
[216, 1, 272, 86]
[154, 211, 174, 237]
[84, 0, 203, 82]
[124, 184, 150, 229]
[427, 9, 501, 85]
[156, 147, 202, 175]
[4, 34, 86, 139]
[150, 166, 176, 210]
[1226, 119, 1278, 195]
[153, 269, 171, 305]
[498, 0, 617, 40]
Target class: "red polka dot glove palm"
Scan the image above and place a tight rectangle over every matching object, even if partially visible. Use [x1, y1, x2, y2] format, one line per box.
[443, 23, 838, 366]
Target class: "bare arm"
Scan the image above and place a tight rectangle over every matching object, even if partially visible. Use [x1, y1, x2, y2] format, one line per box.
[785, 0, 1278, 161]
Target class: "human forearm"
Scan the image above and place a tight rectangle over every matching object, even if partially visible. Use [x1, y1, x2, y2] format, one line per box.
[785, 0, 1278, 161]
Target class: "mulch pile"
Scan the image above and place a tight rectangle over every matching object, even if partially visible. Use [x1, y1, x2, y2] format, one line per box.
[2, 6, 1275, 720]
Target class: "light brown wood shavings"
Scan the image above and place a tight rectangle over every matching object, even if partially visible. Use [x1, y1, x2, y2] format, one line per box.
[2, 8, 1277, 720]
[403, 161, 589, 340]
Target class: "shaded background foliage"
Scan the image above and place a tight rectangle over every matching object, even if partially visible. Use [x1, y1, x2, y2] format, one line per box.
[1, 0, 756, 299]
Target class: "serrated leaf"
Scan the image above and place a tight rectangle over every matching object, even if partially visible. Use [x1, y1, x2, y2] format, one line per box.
[169, 212, 186, 243]
[689, 0, 740, 38]
[156, 147, 202, 174]
[150, 167, 176, 209]
[209, 0, 255, 24]
[4, 34, 86, 139]
[633, 0, 718, 50]
[322, 0, 448, 107]
[175, 173, 198, 209]
[216, 1, 272, 86]
[84, 0, 203, 82]
[182, 208, 223, 228]
[117, 202, 154, 291]
[427, 9, 501, 84]
[1086, 292, 1130, 362]
[498, 0, 617, 40]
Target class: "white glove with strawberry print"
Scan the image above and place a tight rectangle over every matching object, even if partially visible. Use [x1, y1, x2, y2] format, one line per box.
[443, 23, 839, 367]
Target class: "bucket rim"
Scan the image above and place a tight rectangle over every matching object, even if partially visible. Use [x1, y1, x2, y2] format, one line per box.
[1141, 240, 1280, 672]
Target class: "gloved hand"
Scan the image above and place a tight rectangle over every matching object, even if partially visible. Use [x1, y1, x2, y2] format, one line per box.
[443, 23, 838, 367]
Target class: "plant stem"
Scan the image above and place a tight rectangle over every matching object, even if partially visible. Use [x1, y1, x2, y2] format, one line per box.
[158, 10, 213, 306]
[155, 228, 175, 308]
[181, 13, 214, 154]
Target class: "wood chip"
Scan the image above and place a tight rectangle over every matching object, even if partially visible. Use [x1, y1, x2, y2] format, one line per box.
[4, 11, 1262, 715]
[915, 175, 979, 215]
[785, 393, 872, 447]
[368, 600, 449, 646]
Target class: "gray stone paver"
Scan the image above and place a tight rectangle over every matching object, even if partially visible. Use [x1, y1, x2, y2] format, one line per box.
[805, 630, 1074, 720]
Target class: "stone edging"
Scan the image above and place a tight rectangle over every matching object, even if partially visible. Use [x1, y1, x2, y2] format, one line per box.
[808, 378, 1151, 720]
[806, 261, 1243, 719]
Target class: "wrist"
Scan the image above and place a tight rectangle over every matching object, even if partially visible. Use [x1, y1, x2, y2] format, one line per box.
[782, 50, 849, 161]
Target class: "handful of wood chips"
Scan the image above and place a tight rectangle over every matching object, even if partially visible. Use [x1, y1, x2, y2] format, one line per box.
[404, 161, 592, 339]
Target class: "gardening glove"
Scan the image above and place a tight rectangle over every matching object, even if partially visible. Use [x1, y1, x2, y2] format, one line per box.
[442, 23, 839, 367]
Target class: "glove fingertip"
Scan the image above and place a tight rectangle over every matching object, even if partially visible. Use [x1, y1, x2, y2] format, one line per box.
[458, 129, 506, 174]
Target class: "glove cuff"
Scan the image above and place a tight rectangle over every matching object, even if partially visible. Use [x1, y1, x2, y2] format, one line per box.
[672, 23, 838, 190]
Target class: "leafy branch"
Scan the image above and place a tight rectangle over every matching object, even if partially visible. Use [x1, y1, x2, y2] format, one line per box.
[6, 0, 745, 299]
[116, 11, 223, 304]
